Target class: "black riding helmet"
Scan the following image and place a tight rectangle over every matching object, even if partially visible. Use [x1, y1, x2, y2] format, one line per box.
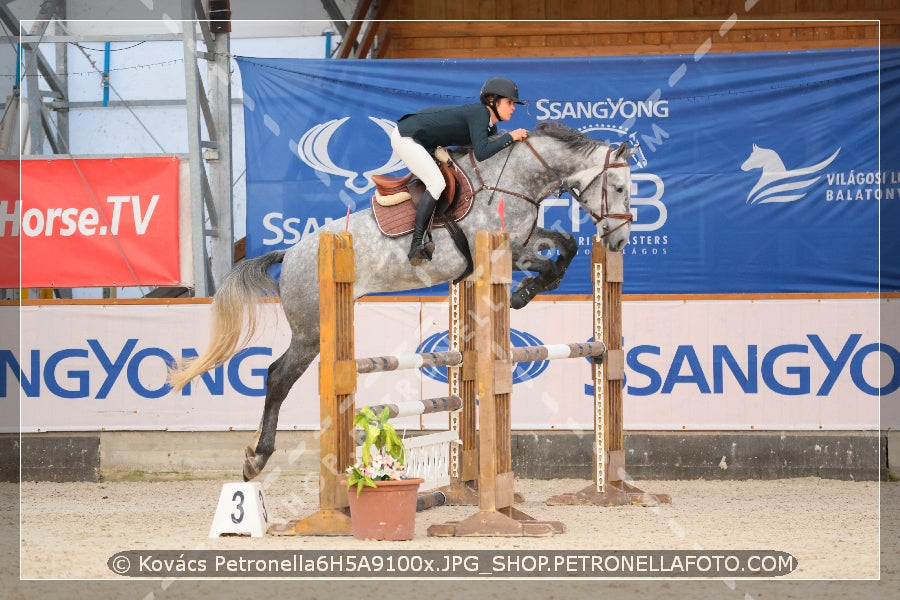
[480, 77, 525, 123]
[479, 76, 526, 106]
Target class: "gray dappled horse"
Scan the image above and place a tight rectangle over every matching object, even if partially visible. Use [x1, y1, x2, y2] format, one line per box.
[169, 121, 637, 481]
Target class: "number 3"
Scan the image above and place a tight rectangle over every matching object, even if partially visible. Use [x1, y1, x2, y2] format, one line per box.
[230, 490, 245, 524]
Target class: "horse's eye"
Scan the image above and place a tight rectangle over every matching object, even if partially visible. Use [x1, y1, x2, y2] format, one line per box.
[615, 186, 624, 194]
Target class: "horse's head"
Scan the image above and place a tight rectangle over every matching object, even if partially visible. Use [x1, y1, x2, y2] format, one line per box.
[530, 122, 636, 252]
[573, 140, 637, 252]
[597, 141, 637, 251]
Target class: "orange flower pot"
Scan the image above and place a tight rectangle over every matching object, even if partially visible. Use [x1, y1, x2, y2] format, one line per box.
[347, 478, 424, 541]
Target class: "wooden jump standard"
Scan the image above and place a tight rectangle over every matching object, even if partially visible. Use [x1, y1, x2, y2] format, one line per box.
[270, 230, 478, 536]
[427, 231, 669, 537]
[426, 231, 566, 536]
[544, 233, 671, 507]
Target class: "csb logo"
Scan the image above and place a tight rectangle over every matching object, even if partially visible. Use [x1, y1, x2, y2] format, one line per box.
[578, 124, 666, 233]
[417, 329, 550, 384]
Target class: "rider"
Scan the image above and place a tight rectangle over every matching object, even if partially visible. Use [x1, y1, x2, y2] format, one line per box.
[391, 76, 529, 265]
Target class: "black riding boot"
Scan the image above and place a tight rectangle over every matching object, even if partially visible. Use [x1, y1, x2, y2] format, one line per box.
[408, 191, 437, 265]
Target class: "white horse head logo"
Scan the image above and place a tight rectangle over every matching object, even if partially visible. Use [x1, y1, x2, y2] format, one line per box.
[740, 144, 840, 204]
[297, 117, 406, 194]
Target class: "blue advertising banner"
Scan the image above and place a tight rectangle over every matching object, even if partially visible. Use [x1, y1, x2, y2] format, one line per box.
[237, 47, 899, 295]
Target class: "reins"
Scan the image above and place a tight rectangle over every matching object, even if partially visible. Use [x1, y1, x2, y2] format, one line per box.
[468, 147, 546, 244]
[468, 147, 544, 210]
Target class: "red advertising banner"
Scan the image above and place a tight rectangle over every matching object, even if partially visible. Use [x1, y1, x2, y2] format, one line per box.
[0, 160, 19, 289]
[0, 156, 180, 288]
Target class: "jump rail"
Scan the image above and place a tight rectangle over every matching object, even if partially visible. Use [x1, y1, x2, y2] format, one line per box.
[356, 351, 462, 374]
[359, 395, 463, 420]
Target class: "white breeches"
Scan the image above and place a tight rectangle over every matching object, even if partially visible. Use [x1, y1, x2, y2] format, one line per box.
[390, 127, 446, 198]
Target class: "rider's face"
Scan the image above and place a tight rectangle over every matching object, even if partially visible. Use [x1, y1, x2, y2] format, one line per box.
[495, 97, 517, 121]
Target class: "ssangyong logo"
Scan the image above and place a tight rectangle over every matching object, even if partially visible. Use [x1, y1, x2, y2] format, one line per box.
[741, 144, 840, 204]
[297, 116, 405, 194]
[418, 329, 550, 384]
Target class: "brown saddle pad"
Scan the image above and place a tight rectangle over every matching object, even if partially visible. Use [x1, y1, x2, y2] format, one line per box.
[371, 164, 475, 237]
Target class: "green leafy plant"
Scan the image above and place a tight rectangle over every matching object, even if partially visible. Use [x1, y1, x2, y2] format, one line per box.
[345, 406, 409, 497]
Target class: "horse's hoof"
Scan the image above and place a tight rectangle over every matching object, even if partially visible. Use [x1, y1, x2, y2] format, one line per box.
[242, 445, 269, 481]
[242, 461, 260, 481]
[511, 278, 539, 309]
[510, 291, 527, 310]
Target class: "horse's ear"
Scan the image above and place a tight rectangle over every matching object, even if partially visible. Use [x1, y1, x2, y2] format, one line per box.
[614, 141, 638, 161]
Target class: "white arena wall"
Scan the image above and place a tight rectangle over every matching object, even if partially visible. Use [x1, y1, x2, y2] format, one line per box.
[4, 295, 896, 481]
[8, 297, 894, 433]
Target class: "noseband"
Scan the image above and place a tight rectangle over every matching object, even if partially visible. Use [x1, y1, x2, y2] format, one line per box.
[524, 141, 633, 239]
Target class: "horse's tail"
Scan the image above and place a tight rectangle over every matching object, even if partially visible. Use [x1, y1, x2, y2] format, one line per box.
[167, 250, 287, 391]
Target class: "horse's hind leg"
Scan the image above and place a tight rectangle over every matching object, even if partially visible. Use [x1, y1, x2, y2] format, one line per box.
[510, 229, 579, 309]
[243, 335, 317, 481]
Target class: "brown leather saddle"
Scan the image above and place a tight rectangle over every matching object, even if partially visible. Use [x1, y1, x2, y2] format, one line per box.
[370, 159, 474, 238]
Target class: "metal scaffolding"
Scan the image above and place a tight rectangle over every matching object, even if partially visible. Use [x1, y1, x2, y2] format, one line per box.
[1, 0, 381, 298]
[1, 0, 234, 297]
[181, 0, 233, 296]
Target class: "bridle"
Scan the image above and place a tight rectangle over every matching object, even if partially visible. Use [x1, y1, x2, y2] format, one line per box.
[468, 140, 633, 242]
[524, 140, 633, 239]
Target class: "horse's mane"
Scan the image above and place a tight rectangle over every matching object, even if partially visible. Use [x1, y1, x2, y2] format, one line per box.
[448, 121, 605, 161]
[531, 121, 606, 156]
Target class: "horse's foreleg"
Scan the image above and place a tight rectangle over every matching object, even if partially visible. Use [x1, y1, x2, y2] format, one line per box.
[531, 229, 578, 292]
[510, 242, 557, 310]
[243, 338, 317, 481]
[509, 230, 579, 309]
